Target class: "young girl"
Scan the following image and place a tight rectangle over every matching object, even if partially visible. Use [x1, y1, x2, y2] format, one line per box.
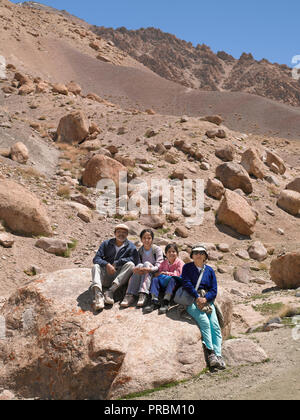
[120, 229, 164, 308]
[144, 243, 184, 314]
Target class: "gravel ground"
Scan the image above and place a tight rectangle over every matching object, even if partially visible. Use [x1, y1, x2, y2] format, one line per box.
[132, 327, 300, 400]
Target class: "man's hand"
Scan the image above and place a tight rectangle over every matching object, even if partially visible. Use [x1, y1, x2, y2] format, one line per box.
[196, 297, 207, 310]
[106, 264, 116, 276]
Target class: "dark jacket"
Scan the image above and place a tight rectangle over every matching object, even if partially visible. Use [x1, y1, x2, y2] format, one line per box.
[181, 262, 218, 303]
[93, 238, 139, 269]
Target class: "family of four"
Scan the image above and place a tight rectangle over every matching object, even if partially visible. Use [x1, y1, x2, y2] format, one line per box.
[91, 223, 225, 370]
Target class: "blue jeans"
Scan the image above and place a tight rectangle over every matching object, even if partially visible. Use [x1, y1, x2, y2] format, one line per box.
[187, 303, 223, 357]
[150, 274, 176, 300]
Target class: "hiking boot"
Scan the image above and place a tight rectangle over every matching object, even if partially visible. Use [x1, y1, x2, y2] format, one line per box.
[144, 300, 160, 314]
[104, 290, 114, 305]
[137, 293, 147, 307]
[120, 294, 135, 308]
[207, 351, 219, 369]
[158, 300, 170, 315]
[216, 356, 226, 370]
[93, 288, 104, 311]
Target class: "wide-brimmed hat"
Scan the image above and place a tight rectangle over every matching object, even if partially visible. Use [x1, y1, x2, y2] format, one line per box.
[114, 224, 129, 233]
[190, 245, 208, 259]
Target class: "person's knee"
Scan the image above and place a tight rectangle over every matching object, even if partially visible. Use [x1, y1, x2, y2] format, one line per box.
[124, 261, 135, 270]
[92, 264, 100, 272]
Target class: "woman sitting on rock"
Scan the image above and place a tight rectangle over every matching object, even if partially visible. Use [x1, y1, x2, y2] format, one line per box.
[120, 229, 164, 308]
[144, 243, 184, 314]
[181, 245, 226, 370]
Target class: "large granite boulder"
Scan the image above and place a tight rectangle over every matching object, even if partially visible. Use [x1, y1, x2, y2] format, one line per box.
[217, 189, 257, 236]
[0, 180, 52, 237]
[270, 252, 300, 289]
[216, 162, 253, 195]
[0, 269, 232, 400]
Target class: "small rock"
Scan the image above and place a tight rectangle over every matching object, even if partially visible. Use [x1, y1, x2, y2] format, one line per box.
[0, 233, 14, 248]
[217, 243, 230, 253]
[235, 250, 250, 260]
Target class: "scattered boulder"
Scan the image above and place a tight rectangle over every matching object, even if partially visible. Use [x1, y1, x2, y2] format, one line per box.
[0, 180, 52, 237]
[0, 147, 11, 158]
[217, 243, 230, 253]
[270, 252, 300, 289]
[66, 81, 82, 96]
[52, 83, 68, 95]
[265, 150, 286, 175]
[140, 212, 166, 229]
[217, 190, 257, 236]
[233, 266, 251, 284]
[216, 162, 253, 195]
[175, 226, 189, 238]
[70, 194, 96, 210]
[18, 82, 35, 95]
[0, 233, 14, 248]
[248, 241, 268, 262]
[235, 250, 250, 260]
[223, 339, 268, 367]
[82, 154, 126, 189]
[56, 111, 89, 145]
[0, 269, 233, 400]
[10, 142, 29, 164]
[277, 190, 300, 216]
[206, 178, 225, 200]
[285, 177, 300, 194]
[241, 147, 266, 179]
[215, 145, 234, 162]
[206, 129, 218, 139]
[202, 115, 223, 125]
[35, 238, 70, 256]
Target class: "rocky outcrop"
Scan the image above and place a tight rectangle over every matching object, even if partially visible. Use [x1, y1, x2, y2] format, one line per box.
[0, 180, 52, 237]
[0, 269, 232, 400]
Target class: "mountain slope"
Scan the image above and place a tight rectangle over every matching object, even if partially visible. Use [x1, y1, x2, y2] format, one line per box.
[93, 26, 300, 107]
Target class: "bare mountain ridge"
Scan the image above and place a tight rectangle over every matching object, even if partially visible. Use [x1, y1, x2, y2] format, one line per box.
[93, 26, 300, 107]
[1, 0, 300, 139]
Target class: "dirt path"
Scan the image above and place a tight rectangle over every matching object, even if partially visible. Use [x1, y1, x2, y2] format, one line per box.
[133, 328, 300, 400]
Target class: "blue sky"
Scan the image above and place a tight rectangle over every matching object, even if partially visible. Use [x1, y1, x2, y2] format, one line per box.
[11, 0, 300, 66]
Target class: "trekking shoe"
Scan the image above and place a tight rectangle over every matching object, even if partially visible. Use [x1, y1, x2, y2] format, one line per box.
[216, 356, 226, 370]
[104, 290, 114, 305]
[144, 300, 160, 314]
[120, 294, 135, 308]
[137, 293, 147, 307]
[158, 300, 170, 315]
[93, 288, 104, 311]
[207, 351, 219, 369]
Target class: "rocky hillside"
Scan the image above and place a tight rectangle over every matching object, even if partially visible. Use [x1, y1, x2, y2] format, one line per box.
[93, 26, 300, 107]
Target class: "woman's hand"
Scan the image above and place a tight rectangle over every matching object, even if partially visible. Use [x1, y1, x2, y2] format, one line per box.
[196, 297, 207, 310]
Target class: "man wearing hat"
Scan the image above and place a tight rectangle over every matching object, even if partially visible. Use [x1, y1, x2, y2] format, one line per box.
[91, 224, 139, 310]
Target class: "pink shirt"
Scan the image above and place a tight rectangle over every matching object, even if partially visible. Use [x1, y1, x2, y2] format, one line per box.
[158, 257, 185, 277]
